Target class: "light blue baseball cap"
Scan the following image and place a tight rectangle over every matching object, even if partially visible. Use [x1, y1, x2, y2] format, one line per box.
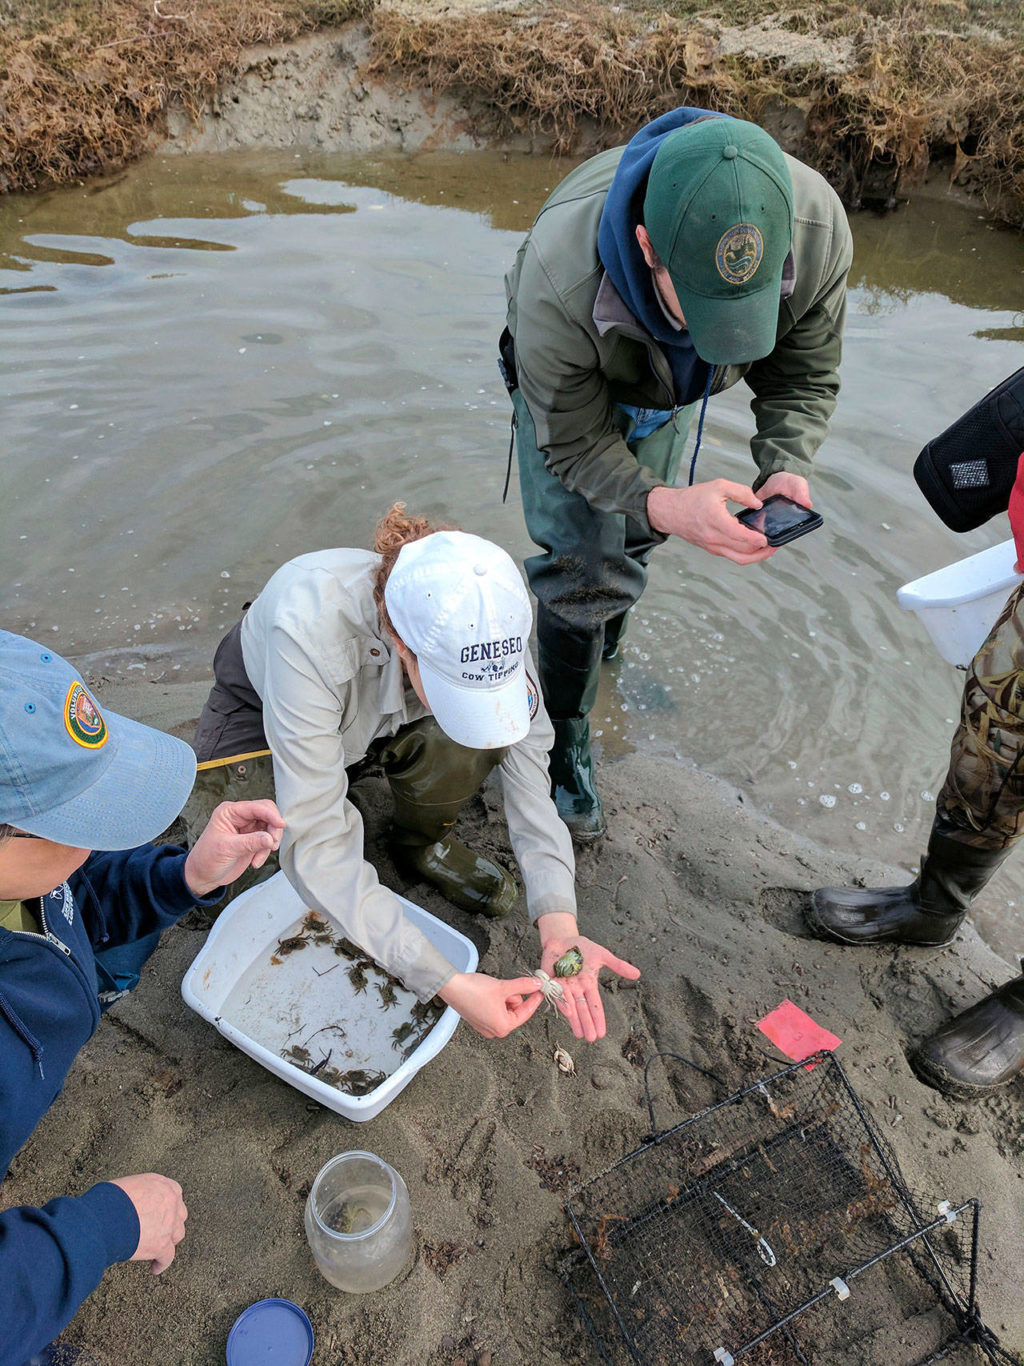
[0, 631, 197, 850]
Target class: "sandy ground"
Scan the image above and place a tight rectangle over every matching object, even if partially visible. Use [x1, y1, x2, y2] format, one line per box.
[5, 6, 1022, 1361]
[5, 674, 1023, 1366]
[160, 19, 515, 159]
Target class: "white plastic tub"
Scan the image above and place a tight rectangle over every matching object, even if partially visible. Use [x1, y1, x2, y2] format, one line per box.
[897, 538, 1022, 669]
[181, 872, 477, 1122]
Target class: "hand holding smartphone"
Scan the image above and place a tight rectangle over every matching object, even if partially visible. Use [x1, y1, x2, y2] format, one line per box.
[735, 494, 823, 547]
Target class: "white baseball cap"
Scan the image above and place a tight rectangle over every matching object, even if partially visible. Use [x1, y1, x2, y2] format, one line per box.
[384, 531, 535, 750]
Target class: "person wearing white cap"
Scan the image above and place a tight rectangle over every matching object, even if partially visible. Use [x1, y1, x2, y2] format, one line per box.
[0, 630, 285, 1366]
[190, 503, 639, 1041]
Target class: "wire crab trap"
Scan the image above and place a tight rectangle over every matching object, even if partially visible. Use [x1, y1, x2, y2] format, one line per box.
[562, 1051, 1019, 1366]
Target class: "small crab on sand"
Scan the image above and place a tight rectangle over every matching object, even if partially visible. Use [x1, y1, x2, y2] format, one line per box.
[553, 1044, 576, 1076]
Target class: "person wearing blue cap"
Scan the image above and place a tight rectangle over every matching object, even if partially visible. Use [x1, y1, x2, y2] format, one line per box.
[502, 108, 854, 841]
[0, 630, 285, 1366]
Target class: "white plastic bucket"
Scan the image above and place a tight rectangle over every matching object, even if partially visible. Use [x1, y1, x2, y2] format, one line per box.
[181, 872, 477, 1122]
[897, 538, 1022, 669]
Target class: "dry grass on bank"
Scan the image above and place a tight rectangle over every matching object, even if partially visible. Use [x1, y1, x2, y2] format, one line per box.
[638, 0, 1018, 33]
[1, 0, 1022, 222]
[0, 0, 372, 192]
[368, 2, 1024, 223]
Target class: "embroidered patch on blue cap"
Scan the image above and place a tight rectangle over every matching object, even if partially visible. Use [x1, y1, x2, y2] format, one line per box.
[63, 682, 108, 749]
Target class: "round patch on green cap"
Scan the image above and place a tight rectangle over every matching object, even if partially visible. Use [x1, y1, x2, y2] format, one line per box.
[715, 223, 764, 285]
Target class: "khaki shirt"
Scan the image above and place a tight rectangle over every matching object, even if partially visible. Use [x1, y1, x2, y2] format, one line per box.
[240, 549, 577, 1000]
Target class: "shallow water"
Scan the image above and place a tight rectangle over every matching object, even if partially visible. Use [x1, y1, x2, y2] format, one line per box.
[2, 149, 1023, 959]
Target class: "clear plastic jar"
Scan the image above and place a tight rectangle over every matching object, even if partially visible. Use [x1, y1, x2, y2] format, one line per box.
[303, 1151, 413, 1293]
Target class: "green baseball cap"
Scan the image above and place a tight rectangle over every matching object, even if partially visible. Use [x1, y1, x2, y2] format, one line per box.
[643, 118, 794, 365]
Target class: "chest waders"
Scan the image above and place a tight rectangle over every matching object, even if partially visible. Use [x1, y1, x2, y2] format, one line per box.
[510, 382, 696, 843]
[190, 620, 516, 919]
[807, 582, 1024, 1098]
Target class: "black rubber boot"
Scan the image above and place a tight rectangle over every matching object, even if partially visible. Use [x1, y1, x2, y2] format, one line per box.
[805, 831, 1014, 946]
[911, 970, 1024, 1098]
[383, 719, 516, 919]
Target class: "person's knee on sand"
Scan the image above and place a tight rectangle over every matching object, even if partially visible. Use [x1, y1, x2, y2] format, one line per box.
[193, 504, 638, 1045]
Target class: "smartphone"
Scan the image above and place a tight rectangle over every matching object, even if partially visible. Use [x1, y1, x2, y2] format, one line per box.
[736, 494, 824, 547]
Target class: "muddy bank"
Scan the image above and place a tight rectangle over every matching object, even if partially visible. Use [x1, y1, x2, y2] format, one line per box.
[2, 2, 1023, 222]
[160, 18, 498, 158]
[3, 675, 1023, 1365]
[154, 5, 1024, 221]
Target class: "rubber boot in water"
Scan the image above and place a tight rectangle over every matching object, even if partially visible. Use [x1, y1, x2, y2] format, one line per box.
[549, 717, 607, 843]
[805, 830, 1014, 946]
[384, 720, 516, 919]
[911, 968, 1024, 1099]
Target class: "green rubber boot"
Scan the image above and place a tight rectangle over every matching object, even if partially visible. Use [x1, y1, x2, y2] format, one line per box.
[549, 717, 607, 842]
[536, 641, 606, 843]
[382, 719, 516, 918]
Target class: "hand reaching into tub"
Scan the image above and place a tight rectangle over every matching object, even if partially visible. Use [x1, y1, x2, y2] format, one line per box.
[183, 799, 285, 898]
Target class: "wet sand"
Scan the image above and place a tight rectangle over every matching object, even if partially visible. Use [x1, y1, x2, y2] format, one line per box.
[5, 677, 1023, 1365]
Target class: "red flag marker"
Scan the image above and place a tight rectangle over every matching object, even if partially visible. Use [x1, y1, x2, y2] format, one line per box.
[757, 999, 841, 1068]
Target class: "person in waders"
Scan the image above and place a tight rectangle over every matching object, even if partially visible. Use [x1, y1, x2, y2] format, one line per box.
[0, 631, 284, 1366]
[501, 109, 853, 841]
[187, 504, 639, 1044]
[808, 453, 1024, 1101]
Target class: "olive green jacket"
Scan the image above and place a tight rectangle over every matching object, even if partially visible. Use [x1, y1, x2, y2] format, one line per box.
[505, 147, 853, 537]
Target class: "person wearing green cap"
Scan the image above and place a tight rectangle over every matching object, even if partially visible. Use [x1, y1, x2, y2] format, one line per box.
[502, 108, 853, 840]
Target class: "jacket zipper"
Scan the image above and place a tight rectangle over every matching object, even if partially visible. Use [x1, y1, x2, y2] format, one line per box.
[607, 299, 731, 411]
[0, 895, 91, 1080]
[0, 898, 69, 1081]
[16, 895, 73, 959]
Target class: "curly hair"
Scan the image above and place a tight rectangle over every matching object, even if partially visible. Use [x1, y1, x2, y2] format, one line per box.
[372, 502, 457, 641]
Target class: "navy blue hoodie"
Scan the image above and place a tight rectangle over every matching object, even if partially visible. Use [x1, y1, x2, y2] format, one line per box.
[0, 845, 218, 1366]
[596, 106, 726, 405]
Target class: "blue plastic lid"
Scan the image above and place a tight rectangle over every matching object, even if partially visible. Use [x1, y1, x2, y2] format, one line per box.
[226, 1298, 314, 1366]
